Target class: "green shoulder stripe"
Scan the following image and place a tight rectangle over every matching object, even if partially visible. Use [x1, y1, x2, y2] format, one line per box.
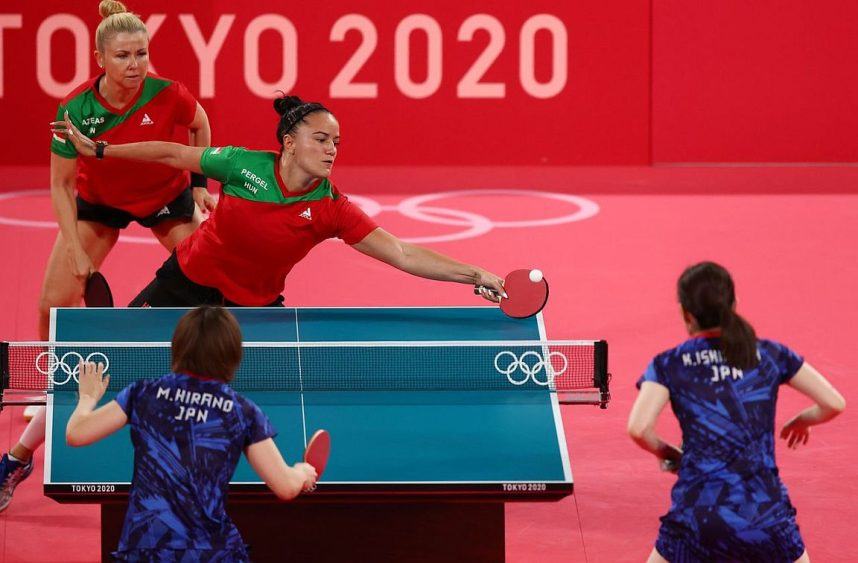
[277, 178, 334, 204]
[61, 77, 172, 141]
[219, 149, 335, 204]
[51, 103, 77, 158]
[200, 146, 246, 184]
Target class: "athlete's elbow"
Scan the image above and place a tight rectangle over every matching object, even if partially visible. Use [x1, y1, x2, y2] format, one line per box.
[834, 395, 846, 414]
[269, 477, 302, 501]
[389, 242, 414, 271]
[65, 428, 90, 447]
[162, 156, 185, 171]
[824, 393, 846, 416]
[627, 419, 651, 441]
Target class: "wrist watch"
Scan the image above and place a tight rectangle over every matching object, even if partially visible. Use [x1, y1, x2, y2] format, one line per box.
[95, 141, 108, 160]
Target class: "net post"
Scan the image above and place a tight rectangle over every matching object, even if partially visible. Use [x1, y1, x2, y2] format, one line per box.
[0, 341, 9, 411]
[594, 340, 610, 409]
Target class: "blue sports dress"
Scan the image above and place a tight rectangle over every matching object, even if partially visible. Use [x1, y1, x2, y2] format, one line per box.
[112, 372, 276, 562]
[638, 336, 806, 562]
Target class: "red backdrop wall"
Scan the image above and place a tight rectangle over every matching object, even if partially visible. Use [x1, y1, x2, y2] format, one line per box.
[652, 0, 858, 163]
[2, 2, 856, 169]
[0, 1, 650, 167]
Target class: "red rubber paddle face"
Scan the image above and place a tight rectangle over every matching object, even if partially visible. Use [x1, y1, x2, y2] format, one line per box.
[499, 269, 549, 319]
[304, 429, 331, 479]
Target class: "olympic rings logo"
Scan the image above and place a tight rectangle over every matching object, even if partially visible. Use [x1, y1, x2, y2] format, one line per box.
[35, 351, 110, 386]
[494, 350, 568, 386]
[0, 189, 599, 245]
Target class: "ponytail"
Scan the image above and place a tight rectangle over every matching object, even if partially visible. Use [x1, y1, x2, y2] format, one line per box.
[719, 307, 758, 370]
[678, 261, 758, 370]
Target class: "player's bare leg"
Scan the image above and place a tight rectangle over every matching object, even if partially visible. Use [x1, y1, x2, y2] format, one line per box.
[37, 220, 119, 340]
[150, 211, 201, 252]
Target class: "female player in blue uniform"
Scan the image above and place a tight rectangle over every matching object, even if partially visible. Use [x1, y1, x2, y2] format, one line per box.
[628, 261, 845, 562]
[65, 307, 318, 561]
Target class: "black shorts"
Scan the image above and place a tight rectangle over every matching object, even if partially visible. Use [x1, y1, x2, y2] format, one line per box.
[129, 252, 286, 308]
[76, 188, 195, 229]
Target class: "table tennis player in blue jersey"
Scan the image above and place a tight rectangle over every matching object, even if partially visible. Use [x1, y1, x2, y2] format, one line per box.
[65, 307, 318, 562]
[628, 262, 845, 563]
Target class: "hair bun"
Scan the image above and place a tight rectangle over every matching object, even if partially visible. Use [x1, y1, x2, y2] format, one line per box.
[99, 0, 128, 18]
[273, 95, 304, 116]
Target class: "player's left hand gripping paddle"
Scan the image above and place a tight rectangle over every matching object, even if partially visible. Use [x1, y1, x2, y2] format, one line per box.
[475, 269, 548, 319]
[303, 429, 331, 491]
[84, 271, 114, 307]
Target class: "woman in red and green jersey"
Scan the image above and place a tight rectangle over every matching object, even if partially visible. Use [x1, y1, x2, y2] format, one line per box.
[55, 94, 507, 306]
[0, 1, 216, 516]
[42, 0, 215, 337]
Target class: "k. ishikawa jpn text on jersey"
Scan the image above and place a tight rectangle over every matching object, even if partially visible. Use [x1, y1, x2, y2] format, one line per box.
[638, 336, 806, 561]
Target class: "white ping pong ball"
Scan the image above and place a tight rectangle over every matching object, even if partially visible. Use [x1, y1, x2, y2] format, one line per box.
[529, 269, 543, 283]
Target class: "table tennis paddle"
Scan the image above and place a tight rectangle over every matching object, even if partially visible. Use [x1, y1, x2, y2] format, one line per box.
[661, 442, 683, 473]
[303, 429, 331, 491]
[474, 269, 549, 319]
[84, 271, 114, 307]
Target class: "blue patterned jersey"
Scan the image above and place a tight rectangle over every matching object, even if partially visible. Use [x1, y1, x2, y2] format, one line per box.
[112, 372, 276, 559]
[638, 336, 806, 561]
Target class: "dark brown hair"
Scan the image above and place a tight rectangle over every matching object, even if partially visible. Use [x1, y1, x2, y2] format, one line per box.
[273, 94, 330, 147]
[171, 306, 243, 382]
[678, 261, 759, 370]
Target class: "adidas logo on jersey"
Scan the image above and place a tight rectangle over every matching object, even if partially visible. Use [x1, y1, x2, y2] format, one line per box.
[299, 208, 312, 220]
[156, 206, 170, 217]
[140, 113, 154, 126]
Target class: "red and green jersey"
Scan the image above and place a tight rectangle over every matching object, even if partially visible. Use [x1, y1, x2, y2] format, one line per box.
[50, 74, 198, 217]
[177, 146, 378, 305]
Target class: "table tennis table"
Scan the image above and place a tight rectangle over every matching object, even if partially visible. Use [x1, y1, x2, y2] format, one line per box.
[28, 306, 608, 561]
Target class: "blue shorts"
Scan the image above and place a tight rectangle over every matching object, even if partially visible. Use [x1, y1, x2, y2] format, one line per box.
[655, 511, 805, 562]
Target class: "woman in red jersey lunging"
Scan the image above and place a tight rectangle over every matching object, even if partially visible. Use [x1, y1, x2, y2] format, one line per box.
[55, 95, 507, 308]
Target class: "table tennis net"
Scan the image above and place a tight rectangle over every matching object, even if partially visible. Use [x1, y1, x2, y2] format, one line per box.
[1, 340, 609, 403]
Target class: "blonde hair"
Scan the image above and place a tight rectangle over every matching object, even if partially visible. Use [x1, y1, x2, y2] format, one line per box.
[95, 1, 148, 52]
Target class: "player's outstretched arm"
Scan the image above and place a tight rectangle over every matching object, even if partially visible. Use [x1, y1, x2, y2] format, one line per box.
[245, 438, 318, 500]
[51, 111, 205, 173]
[351, 228, 505, 302]
[188, 103, 217, 213]
[628, 381, 682, 469]
[66, 361, 127, 447]
[780, 362, 846, 449]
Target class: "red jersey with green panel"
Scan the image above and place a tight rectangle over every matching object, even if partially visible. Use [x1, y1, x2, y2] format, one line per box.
[177, 146, 377, 305]
[50, 74, 198, 217]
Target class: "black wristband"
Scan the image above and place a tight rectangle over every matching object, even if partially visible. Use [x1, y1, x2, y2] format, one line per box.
[95, 141, 107, 160]
[190, 172, 208, 188]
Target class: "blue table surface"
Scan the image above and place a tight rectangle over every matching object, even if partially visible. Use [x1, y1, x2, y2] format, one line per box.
[46, 307, 572, 489]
